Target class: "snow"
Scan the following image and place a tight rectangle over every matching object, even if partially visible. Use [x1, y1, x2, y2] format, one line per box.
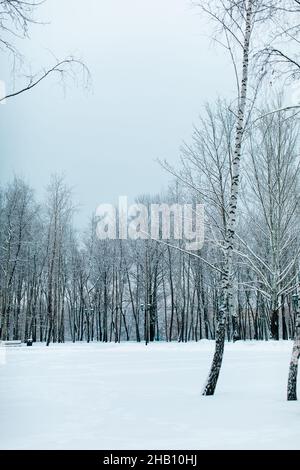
[0, 340, 299, 450]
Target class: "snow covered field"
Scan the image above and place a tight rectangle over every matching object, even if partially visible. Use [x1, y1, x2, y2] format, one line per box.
[0, 341, 299, 450]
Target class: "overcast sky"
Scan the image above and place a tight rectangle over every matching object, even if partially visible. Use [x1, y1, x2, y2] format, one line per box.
[1, 0, 235, 227]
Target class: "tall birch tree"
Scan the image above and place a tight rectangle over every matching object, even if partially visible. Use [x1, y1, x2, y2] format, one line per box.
[195, 0, 289, 396]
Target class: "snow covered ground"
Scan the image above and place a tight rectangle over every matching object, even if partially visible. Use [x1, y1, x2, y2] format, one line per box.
[0, 340, 299, 450]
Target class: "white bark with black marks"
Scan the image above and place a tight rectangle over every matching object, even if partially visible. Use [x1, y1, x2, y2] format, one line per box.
[287, 283, 300, 400]
[203, 0, 253, 396]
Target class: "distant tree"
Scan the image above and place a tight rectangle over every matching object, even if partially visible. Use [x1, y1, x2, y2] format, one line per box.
[0, 177, 37, 340]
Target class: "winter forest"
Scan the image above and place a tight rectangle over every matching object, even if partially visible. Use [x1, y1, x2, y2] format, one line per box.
[2, 0, 300, 452]
[2, 103, 300, 346]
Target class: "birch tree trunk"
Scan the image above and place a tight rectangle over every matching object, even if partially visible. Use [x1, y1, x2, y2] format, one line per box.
[202, 0, 253, 396]
[287, 281, 300, 400]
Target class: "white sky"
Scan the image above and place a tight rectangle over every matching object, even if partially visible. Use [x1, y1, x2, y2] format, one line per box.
[1, 0, 235, 227]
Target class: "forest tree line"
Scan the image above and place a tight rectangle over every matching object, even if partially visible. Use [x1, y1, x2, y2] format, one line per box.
[1, 95, 299, 345]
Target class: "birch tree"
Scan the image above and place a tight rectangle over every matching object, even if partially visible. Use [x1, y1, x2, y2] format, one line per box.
[287, 280, 300, 400]
[193, 0, 293, 395]
[194, 0, 255, 396]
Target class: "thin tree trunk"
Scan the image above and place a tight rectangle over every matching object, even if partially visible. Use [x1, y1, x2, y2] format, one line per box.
[287, 282, 300, 400]
[202, 0, 253, 396]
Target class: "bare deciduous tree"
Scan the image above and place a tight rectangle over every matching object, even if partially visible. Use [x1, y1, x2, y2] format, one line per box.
[0, 0, 90, 103]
